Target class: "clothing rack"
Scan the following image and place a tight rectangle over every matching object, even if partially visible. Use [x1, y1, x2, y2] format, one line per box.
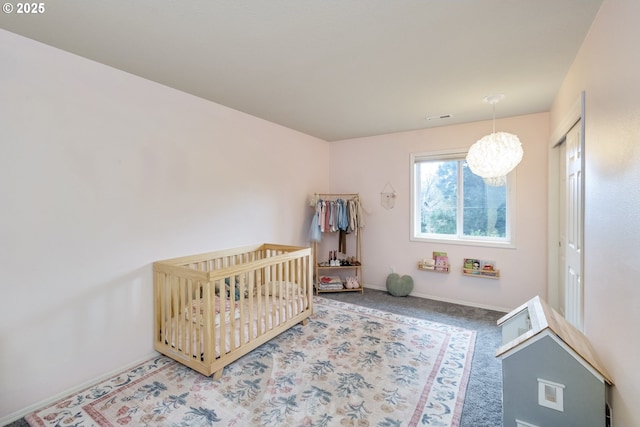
[315, 192, 360, 198]
[310, 193, 364, 295]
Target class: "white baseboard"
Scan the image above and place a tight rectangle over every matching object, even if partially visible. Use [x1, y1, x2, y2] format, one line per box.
[364, 284, 511, 313]
[0, 351, 160, 426]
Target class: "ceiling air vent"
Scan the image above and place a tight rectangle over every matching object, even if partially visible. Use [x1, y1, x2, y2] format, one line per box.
[426, 114, 453, 121]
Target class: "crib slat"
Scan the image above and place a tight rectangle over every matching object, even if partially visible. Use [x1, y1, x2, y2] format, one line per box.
[154, 271, 163, 342]
[250, 271, 256, 340]
[286, 261, 292, 320]
[217, 279, 227, 359]
[266, 270, 272, 331]
[171, 275, 179, 354]
[295, 258, 302, 315]
[202, 281, 213, 365]
[184, 279, 191, 358]
[238, 273, 246, 345]
[229, 277, 237, 350]
[178, 278, 185, 355]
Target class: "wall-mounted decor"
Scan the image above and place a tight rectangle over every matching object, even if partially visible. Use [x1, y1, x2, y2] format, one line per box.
[380, 182, 397, 209]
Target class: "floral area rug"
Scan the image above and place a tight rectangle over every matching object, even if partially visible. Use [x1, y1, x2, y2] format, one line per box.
[26, 297, 476, 427]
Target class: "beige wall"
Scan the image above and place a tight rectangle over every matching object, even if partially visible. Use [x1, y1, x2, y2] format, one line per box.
[550, 0, 640, 425]
[326, 112, 549, 311]
[0, 30, 329, 421]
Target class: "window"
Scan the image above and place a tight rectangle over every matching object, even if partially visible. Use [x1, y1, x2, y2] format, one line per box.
[410, 150, 515, 247]
[537, 378, 565, 412]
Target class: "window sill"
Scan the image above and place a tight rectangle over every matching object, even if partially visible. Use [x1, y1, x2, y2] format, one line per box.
[410, 236, 516, 249]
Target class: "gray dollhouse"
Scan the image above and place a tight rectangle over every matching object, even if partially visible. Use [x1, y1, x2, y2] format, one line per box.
[496, 296, 613, 427]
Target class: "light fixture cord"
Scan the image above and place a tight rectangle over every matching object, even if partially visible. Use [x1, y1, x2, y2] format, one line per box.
[492, 102, 496, 134]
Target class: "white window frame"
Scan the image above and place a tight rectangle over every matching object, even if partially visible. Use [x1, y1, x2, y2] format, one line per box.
[537, 378, 565, 412]
[410, 150, 517, 248]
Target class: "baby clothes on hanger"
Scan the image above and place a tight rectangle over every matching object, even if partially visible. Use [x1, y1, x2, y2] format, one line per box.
[309, 194, 364, 243]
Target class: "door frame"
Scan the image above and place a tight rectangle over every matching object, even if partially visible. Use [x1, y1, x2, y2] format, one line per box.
[548, 91, 585, 314]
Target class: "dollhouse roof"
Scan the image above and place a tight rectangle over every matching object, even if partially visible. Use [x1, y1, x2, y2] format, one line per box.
[496, 296, 613, 385]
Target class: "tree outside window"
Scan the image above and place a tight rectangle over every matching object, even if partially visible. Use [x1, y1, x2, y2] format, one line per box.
[412, 152, 513, 245]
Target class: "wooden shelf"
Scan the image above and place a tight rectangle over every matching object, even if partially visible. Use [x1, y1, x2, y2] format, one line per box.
[462, 268, 500, 279]
[417, 264, 450, 273]
[315, 286, 364, 294]
[317, 264, 361, 269]
[315, 263, 364, 294]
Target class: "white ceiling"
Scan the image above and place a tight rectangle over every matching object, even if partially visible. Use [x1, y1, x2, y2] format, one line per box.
[0, 0, 603, 141]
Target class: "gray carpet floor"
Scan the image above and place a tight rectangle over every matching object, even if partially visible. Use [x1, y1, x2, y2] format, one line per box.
[4, 288, 504, 427]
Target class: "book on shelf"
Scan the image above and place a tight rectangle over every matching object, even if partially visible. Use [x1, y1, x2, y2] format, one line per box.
[433, 251, 449, 271]
[463, 258, 480, 270]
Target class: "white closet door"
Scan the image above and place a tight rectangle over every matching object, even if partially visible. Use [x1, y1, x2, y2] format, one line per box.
[564, 121, 584, 331]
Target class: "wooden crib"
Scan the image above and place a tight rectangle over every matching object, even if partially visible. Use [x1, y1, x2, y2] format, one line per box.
[153, 243, 313, 379]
